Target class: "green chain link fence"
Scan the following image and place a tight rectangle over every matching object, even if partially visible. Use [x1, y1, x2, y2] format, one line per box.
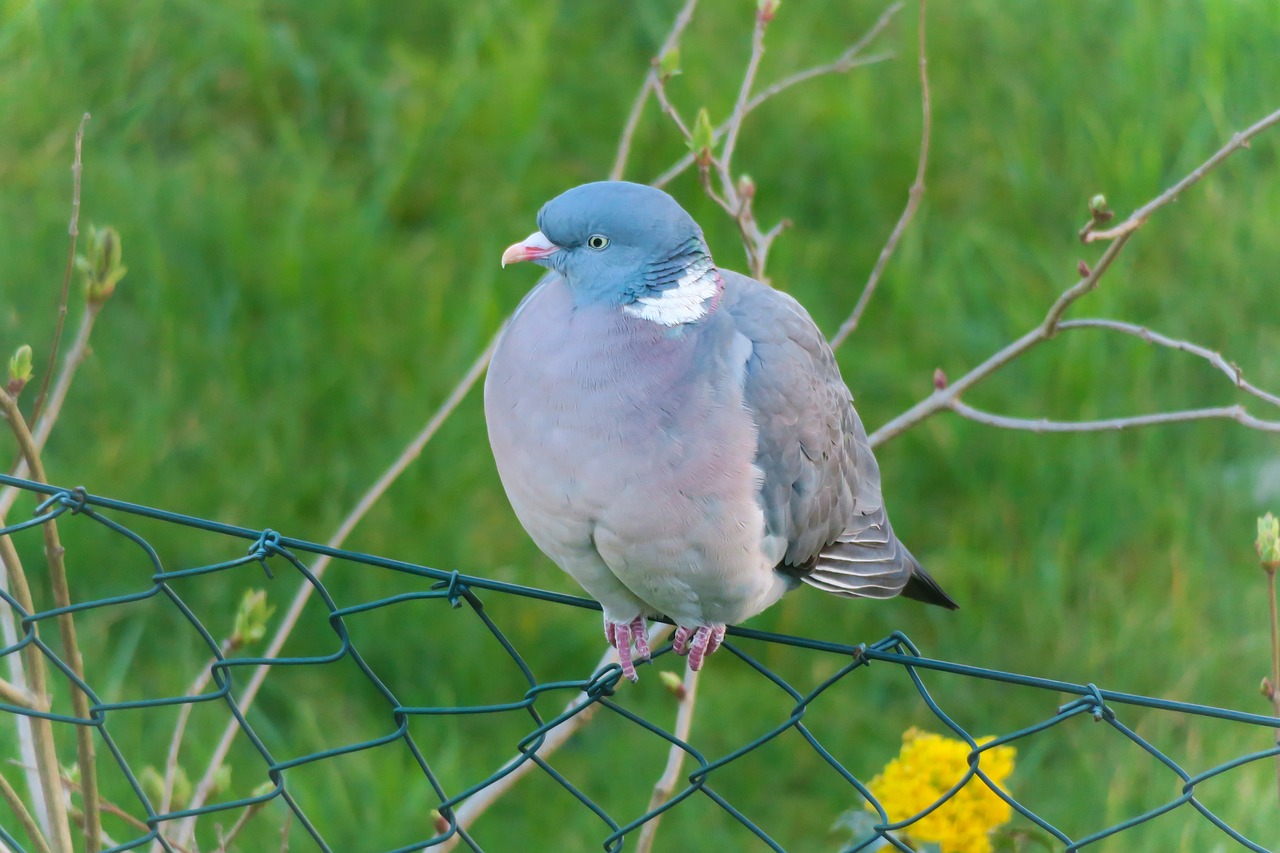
[1, 472, 1278, 852]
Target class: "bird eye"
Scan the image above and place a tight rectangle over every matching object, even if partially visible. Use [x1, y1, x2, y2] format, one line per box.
[586, 234, 609, 250]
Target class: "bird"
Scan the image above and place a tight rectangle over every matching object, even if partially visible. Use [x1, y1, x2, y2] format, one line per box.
[484, 181, 957, 682]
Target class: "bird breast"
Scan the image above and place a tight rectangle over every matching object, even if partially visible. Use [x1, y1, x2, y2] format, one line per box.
[485, 275, 787, 623]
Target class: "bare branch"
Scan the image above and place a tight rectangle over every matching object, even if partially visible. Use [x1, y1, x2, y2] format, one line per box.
[0, 676, 39, 710]
[651, 5, 902, 190]
[609, 0, 699, 181]
[650, 70, 694, 141]
[634, 664, 699, 853]
[1083, 106, 1280, 243]
[718, 9, 769, 180]
[0, 393, 100, 851]
[947, 399, 1280, 433]
[149, 641, 233, 853]
[744, 0, 901, 113]
[214, 800, 267, 853]
[31, 113, 90, 426]
[0, 768, 53, 853]
[868, 217, 1130, 448]
[1057, 318, 1280, 410]
[0, 527, 70, 853]
[0, 274, 100, 853]
[0, 304, 102, 522]
[180, 331, 501, 845]
[830, 0, 931, 350]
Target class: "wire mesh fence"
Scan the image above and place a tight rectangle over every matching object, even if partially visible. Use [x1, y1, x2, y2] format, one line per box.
[1, 472, 1278, 852]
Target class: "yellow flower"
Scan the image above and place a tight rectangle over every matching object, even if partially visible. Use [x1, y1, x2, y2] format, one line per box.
[866, 728, 1016, 853]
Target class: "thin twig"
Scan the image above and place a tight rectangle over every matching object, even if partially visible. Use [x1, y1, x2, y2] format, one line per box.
[0, 304, 102, 521]
[179, 332, 502, 846]
[0, 300, 100, 853]
[1083, 106, 1280, 243]
[437, 623, 677, 851]
[650, 70, 693, 141]
[830, 0, 930, 350]
[0, 537, 69, 853]
[946, 399, 1280, 433]
[1056, 318, 1280, 410]
[0, 127, 100, 846]
[634, 664, 700, 853]
[651, 4, 902, 190]
[0, 768, 54, 853]
[279, 808, 292, 852]
[215, 801, 267, 853]
[0, 677, 39, 710]
[147, 642, 232, 853]
[868, 234, 1132, 447]
[609, 0, 699, 181]
[31, 113, 90, 426]
[718, 8, 769, 183]
[863, 91, 1280, 451]
[1266, 564, 1280, 805]
[75, 798, 147, 835]
[0, 393, 100, 851]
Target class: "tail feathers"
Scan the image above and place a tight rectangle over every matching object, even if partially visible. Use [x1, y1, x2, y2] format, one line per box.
[796, 536, 959, 611]
[900, 563, 959, 610]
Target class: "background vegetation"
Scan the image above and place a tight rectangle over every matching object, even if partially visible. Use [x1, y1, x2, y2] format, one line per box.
[2, 0, 1279, 849]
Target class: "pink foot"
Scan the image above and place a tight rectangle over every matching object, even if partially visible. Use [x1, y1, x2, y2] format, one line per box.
[673, 624, 726, 671]
[604, 615, 650, 682]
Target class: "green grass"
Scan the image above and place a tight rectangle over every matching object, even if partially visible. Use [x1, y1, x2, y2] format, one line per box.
[2, 0, 1279, 850]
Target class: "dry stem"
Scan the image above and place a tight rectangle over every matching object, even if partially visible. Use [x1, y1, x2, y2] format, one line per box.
[30, 113, 90, 425]
[214, 800, 266, 853]
[0, 676, 39, 709]
[866, 103, 1280, 453]
[0, 393, 100, 850]
[830, 0, 931, 350]
[0, 537, 70, 853]
[608, 0, 699, 181]
[1267, 566, 1280, 804]
[947, 399, 1280, 433]
[147, 640, 233, 853]
[0, 120, 101, 849]
[634, 664, 700, 853]
[0, 768, 54, 853]
[1083, 108, 1280, 243]
[651, 4, 902, 189]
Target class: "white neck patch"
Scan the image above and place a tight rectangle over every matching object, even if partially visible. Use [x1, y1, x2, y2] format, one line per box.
[621, 257, 719, 326]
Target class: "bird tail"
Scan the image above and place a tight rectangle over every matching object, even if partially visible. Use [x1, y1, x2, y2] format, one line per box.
[899, 558, 959, 610]
[798, 534, 959, 611]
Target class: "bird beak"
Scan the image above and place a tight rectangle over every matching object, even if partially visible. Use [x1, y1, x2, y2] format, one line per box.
[501, 230, 560, 268]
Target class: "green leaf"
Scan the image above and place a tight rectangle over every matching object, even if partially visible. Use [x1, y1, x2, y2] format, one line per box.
[78, 224, 128, 303]
[658, 47, 681, 81]
[1257, 513, 1280, 567]
[688, 107, 714, 160]
[232, 588, 276, 648]
[8, 344, 33, 390]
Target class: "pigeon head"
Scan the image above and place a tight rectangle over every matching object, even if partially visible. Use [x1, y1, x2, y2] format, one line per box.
[502, 181, 722, 326]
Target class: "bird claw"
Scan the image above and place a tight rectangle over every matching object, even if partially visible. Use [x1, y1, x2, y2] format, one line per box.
[605, 615, 650, 682]
[673, 624, 726, 671]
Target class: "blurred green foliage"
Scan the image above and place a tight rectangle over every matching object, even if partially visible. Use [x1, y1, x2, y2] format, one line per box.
[1, 0, 1279, 849]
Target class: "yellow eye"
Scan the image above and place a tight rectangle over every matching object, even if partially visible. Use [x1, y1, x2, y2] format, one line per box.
[587, 234, 609, 250]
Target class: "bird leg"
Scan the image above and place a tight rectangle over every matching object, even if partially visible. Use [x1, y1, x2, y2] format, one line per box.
[673, 624, 726, 671]
[604, 615, 650, 682]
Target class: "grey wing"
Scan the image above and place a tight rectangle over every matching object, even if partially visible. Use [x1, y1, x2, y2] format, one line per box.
[722, 271, 925, 602]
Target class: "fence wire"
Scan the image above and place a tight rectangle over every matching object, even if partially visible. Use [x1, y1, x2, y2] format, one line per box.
[0, 472, 1277, 852]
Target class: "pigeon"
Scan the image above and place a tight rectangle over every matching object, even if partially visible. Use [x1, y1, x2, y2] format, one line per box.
[485, 181, 957, 682]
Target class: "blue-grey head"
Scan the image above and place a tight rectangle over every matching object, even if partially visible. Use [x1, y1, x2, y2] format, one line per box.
[501, 181, 721, 326]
